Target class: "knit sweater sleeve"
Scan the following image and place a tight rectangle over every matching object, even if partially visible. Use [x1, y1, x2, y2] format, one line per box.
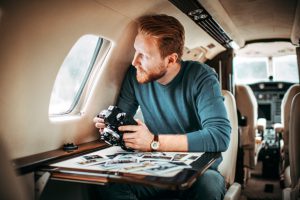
[187, 68, 231, 152]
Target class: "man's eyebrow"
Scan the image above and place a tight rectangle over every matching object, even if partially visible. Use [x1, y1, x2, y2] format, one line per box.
[134, 47, 148, 56]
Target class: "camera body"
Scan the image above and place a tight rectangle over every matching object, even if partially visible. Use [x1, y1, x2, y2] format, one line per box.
[98, 105, 137, 151]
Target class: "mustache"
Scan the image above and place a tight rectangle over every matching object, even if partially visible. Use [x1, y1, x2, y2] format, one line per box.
[136, 66, 146, 73]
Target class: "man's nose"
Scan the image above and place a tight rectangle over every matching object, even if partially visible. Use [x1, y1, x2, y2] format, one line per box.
[132, 52, 139, 67]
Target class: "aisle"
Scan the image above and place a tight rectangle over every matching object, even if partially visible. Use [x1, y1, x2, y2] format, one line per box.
[239, 161, 282, 200]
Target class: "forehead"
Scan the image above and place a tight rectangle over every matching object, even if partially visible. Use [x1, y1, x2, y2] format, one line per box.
[134, 33, 159, 55]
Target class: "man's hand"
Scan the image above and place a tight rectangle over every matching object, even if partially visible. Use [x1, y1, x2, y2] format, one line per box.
[119, 119, 154, 151]
[93, 116, 105, 133]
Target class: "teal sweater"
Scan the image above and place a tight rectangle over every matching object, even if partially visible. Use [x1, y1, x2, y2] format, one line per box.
[117, 60, 231, 153]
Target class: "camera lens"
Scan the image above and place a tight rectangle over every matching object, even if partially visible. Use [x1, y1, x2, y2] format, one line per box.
[116, 113, 127, 125]
[102, 127, 120, 145]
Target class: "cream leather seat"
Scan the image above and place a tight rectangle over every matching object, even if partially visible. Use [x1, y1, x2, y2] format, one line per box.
[283, 92, 300, 200]
[235, 84, 258, 181]
[281, 84, 300, 169]
[219, 90, 241, 200]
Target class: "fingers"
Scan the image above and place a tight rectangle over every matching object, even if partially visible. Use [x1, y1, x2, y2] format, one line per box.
[93, 117, 105, 129]
[93, 117, 104, 123]
[95, 122, 105, 129]
[123, 134, 150, 152]
[122, 133, 138, 149]
[122, 132, 136, 140]
[99, 127, 104, 133]
[123, 141, 137, 150]
[118, 124, 141, 132]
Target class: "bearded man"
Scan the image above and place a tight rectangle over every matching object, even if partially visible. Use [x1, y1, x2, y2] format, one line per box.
[94, 14, 231, 200]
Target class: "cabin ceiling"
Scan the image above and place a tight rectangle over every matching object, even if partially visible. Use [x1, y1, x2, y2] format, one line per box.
[219, 0, 297, 42]
[199, 0, 300, 56]
[235, 41, 296, 57]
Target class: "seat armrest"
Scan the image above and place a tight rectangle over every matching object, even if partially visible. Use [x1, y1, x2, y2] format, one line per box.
[224, 182, 241, 200]
[282, 183, 300, 200]
[283, 187, 291, 200]
[284, 166, 291, 188]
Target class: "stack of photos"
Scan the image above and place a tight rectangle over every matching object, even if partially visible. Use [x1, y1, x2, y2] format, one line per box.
[51, 146, 202, 177]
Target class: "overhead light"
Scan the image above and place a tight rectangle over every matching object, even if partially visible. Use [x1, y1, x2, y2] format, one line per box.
[229, 41, 240, 50]
[188, 9, 203, 16]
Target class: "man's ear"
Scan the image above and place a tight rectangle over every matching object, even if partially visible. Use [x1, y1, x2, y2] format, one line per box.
[167, 53, 179, 65]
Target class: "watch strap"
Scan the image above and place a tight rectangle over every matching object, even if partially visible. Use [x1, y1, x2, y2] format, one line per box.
[153, 134, 159, 142]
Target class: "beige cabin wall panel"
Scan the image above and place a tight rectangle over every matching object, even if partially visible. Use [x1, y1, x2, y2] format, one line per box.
[0, 0, 136, 159]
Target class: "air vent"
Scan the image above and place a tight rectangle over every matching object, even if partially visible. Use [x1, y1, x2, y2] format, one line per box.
[169, 0, 232, 48]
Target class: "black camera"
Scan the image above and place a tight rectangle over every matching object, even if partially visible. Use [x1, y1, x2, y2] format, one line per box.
[97, 105, 137, 151]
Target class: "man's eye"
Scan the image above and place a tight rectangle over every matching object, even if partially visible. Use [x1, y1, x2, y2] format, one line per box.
[141, 54, 149, 60]
[142, 55, 149, 61]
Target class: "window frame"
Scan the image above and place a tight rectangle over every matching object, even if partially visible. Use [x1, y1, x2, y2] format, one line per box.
[63, 38, 103, 115]
[49, 35, 111, 117]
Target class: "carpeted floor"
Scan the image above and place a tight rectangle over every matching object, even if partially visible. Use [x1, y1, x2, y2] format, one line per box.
[239, 161, 282, 200]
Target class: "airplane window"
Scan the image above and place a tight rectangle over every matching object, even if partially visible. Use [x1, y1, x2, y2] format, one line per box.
[233, 57, 268, 84]
[273, 55, 298, 83]
[234, 55, 298, 85]
[49, 34, 102, 115]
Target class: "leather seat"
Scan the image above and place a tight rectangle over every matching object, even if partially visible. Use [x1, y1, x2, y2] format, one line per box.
[281, 84, 300, 169]
[235, 84, 258, 182]
[283, 92, 300, 200]
[219, 90, 241, 200]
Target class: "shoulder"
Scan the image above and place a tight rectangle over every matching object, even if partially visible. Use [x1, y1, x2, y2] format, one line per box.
[181, 60, 217, 79]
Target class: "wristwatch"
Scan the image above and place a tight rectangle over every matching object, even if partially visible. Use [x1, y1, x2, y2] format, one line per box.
[150, 134, 159, 151]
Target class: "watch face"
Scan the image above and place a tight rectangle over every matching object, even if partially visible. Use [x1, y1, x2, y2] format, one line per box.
[151, 141, 159, 150]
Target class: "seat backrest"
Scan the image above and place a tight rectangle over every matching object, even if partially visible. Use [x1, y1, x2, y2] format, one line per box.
[235, 84, 258, 146]
[0, 138, 29, 200]
[218, 90, 239, 185]
[281, 84, 300, 164]
[289, 92, 300, 189]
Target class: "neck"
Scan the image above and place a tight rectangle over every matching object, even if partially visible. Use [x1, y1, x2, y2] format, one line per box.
[156, 62, 181, 85]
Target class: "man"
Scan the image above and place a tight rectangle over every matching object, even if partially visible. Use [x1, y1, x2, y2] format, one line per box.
[94, 14, 231, 200]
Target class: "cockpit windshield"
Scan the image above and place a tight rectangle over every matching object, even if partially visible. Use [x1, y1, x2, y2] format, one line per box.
[233, 55, 298, 84]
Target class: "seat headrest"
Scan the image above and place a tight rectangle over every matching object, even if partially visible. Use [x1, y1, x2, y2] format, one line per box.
[218, 90, 238, 185]
[281, 84, 300, 131]
[235, 84, 258, 130]
[289, 92, 300, 188]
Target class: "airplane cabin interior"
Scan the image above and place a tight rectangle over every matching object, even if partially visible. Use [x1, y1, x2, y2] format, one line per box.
[0, 0, 300, 200]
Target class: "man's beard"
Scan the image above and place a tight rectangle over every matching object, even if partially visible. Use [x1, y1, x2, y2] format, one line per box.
[136, 65, 167, 84]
